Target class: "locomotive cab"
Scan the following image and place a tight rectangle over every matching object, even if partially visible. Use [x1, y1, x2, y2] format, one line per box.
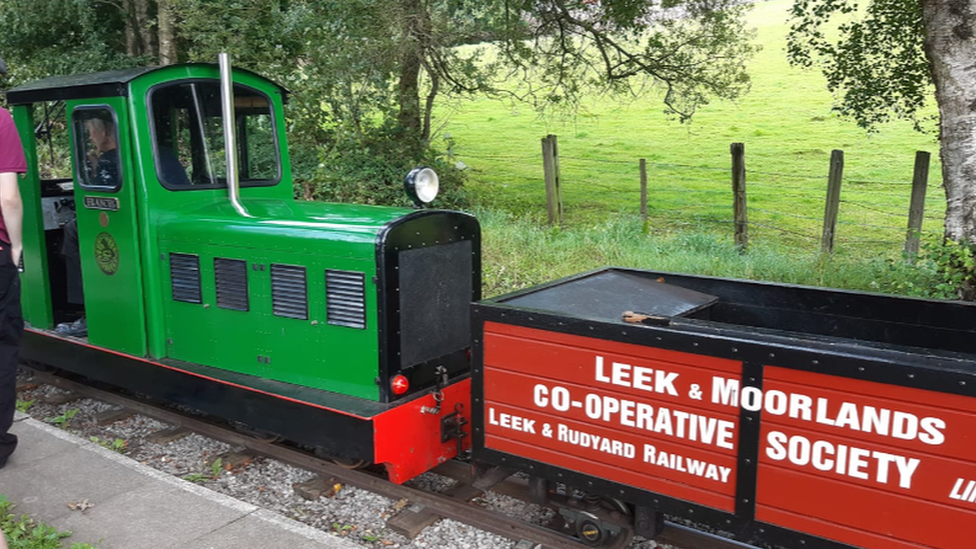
[6, 63, 479, 482]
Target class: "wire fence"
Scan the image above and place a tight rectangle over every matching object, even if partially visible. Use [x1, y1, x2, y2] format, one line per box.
[462, 142, 945, 257]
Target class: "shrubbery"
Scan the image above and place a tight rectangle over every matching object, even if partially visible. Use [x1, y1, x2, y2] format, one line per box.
[291, 126, 469, 211]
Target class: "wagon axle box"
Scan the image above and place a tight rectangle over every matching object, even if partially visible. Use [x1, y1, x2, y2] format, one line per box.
[472, 268, 976, 549]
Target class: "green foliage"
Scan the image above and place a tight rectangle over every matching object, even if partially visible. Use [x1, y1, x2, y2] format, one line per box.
[0, 0, 143, 87]
[210, 457, 224, 478]
[445, 1, 943, 255]
[786, 0, 933, 131]
[0, 496, 97, 549]
[479, 209, 948, 299]
[14, 400, 32, 414]
[89, 437, 127, 454]
[300, 127, 468, 208]
[181, 456, 224, 483]
[2, 0, 758, 209]
[912, 238, 976, 300]
[181, 473, 208, 483]
[45, 409, 78, 429]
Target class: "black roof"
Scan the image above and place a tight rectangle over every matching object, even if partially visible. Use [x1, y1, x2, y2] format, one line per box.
[4, 64, 288, 105]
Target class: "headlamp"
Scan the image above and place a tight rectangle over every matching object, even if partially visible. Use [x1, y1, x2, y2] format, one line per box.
[404, 167, 439, 207]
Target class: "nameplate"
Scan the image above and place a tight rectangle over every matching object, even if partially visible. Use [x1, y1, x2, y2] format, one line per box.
[83, 196, 119, 211]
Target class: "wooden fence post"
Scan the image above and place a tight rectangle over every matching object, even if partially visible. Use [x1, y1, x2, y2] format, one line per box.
[905, 151, 931, 257]
[731, 143, 748, 251]
[640, 158, 648, 223]
[542, 134, 563, 225]
[821, 149, 845, 254]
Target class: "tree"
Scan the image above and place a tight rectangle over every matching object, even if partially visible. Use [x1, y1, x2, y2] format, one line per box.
[1, 0, 757, 205]
[0, 0, 178, 80]
[787, 0, 976, 247]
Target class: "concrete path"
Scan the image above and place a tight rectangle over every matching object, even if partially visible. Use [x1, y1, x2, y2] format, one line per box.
[0, 412, 361, 549]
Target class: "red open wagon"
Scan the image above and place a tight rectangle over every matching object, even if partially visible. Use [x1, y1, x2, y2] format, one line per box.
[472, 267, 976, 549]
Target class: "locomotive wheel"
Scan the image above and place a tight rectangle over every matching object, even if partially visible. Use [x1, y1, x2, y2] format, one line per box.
[313, 447, 369, 469]
[332, 456, 368, 469]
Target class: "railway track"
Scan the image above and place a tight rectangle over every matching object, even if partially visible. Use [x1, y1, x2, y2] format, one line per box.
[24, 366, 758, 549]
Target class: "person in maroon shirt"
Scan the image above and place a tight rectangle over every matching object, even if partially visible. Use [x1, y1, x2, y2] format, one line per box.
[0, 56, 26, 471]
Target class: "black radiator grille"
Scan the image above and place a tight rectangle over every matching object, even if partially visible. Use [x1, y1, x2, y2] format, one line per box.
[326, 269, 366, 329]
[214, 258, 249, 311]
[398, 240, 472, 366]
[170, 253, 202, 304]
[271, 264, 308, 319]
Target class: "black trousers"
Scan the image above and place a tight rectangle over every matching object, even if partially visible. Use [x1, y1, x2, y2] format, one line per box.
[0, 242, 23, 463]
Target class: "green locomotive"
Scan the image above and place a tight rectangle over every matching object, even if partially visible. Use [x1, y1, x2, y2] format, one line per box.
[6, 58, 479, 482]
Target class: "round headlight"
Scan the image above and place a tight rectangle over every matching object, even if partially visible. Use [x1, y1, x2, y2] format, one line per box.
[404, 167, 439, 206]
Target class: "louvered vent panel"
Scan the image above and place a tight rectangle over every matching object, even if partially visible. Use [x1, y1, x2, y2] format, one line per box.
[170, 253, 202, 304]
[271, 264, 308, 319]
[326, 270, 366, 329]
[214, 258, 249, 311]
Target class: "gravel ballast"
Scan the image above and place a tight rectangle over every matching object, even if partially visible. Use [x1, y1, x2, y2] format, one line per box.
[16, 371, 671, 549]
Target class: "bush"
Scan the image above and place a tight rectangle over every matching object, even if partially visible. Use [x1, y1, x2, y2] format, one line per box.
[917, 237, 976, 300]
[293, 127, 469, 211]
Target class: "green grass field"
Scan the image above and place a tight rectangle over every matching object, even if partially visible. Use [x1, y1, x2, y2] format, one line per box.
[439, 0, 944, 260]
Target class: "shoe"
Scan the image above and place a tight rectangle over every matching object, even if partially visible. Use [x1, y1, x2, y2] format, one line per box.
[55, 317, 87, 337]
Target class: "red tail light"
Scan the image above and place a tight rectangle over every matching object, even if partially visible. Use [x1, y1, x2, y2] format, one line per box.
[391, 374, 410, 396]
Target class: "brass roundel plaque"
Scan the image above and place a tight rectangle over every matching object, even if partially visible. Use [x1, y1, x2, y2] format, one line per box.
[94, 232, 120, 275]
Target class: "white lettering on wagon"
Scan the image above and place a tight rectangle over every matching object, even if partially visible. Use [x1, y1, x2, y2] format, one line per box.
[642, 444, 732, 483]
[557, 424, 636, 458]
[710, 377, 947, 446]
[949, 478, 976, 504]
[765, 431, 920, 489]
[594, 355, 679, 396]
[488, 407, 537, 434]
[533, 382, 735, 450]
[487, 332, 976, 523]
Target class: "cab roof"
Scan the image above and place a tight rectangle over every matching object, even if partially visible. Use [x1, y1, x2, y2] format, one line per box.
[4, 64, 288, 105]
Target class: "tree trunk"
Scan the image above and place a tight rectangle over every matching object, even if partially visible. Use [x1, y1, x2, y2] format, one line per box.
[158, 0, 177, 65]
[134, 0, 155, 58]
[123, 0, 139, 56]
[397, 0, 426, 152]
[921, 0, 976, 243]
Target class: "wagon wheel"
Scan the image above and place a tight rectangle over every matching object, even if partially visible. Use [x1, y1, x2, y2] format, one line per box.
[575, 497, 634, 548]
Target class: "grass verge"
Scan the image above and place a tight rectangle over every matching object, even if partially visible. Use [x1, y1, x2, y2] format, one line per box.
[478, 209, 942, 299]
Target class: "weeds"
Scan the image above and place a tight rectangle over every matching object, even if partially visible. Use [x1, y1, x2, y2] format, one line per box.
[14, 400, 32, 413]
[44, 409, 78, 429]
[89, 437, 127, 454]
[181, 457, 224, 484]
[0, 496, 97, 549]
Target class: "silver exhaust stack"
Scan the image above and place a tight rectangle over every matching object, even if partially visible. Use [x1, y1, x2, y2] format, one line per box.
[219, 52, 250, 217]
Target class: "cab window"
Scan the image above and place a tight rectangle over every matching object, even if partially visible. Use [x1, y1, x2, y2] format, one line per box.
[149, 81, 280, 189]
[72, 107, 122, 191]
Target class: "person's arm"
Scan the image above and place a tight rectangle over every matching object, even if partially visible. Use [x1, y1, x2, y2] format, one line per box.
[0, 171, 23, 265]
